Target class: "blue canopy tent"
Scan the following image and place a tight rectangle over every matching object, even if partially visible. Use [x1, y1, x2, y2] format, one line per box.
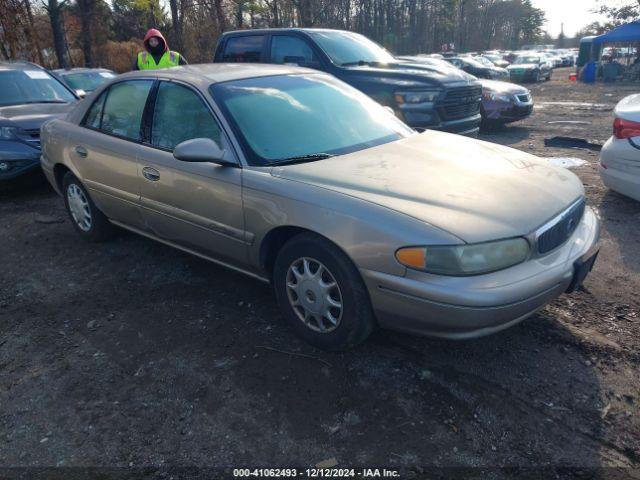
[594, 21, 640, 45]
[578, 21, 640, 81]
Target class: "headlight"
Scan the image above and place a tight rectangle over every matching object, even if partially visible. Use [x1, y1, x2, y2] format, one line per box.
[0, 126, 18, 140]
[482, 91, 512, 102]
[395, 90, 441, 104]
[395, 238, 530, 276]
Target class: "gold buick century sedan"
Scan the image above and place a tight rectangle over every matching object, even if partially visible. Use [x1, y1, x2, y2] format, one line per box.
[40, 64, 600, 350]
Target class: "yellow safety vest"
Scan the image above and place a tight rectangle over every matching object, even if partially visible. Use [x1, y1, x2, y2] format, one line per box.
[137, 50, 180, 70]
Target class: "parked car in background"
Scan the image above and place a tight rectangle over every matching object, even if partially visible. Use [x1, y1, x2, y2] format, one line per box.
[600, 94, 640, 202]
[479, 79, 533, 128]
[542, 51, 563, 68]
[481, 53, 510, 68]
[213, 28, 482, 136]
[398, 56, 532, 129]
[0, 61, 77, 181]
[40, 64, 599, 350]
[507, 54, 552, 82]
[444, 56, 509, 80]
[53, 68, 116, 97]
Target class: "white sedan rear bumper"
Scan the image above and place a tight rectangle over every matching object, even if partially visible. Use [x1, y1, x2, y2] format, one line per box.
[599, 136, 640, 202]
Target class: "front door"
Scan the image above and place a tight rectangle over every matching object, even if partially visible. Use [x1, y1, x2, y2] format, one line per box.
[66, 79, 154, 227]
[138, 81, 248, 267]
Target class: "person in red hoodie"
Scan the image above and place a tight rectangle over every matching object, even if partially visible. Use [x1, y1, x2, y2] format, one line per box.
[134, 28, 188, 70]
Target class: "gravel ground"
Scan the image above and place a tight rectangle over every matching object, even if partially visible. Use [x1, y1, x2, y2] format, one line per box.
[1, 68, 639, 479]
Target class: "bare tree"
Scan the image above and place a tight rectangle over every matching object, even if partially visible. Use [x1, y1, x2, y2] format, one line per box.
[44, 0, 69, 68]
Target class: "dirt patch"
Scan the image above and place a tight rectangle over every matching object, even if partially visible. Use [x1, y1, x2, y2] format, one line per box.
[1, 68, 639, 476]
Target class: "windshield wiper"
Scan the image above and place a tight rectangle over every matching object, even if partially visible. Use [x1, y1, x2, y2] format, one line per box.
[264, 153, 335, 167]
[341, 60, 385, 67]
[20, 100, 68, 104]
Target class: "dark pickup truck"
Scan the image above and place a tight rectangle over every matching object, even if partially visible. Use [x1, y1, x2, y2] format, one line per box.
[213, 28, 482, 135]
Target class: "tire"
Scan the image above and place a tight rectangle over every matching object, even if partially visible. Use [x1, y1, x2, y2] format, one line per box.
[273, 233, 375, 350]
[546, 70, 552, 81]
[62, 172, 115, 242]
[533, 71, 540, 82]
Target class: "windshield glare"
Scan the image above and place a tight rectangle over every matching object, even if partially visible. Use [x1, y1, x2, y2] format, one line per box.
[63, 71, 114, 91]
[0, 70, 75, 107]
[475, 57, 494, 66]
[308, 31, 396, 66]
[210, 74, 413, 166]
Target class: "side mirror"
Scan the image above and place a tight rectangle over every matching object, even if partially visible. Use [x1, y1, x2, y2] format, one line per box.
[75, 89, 87, 98]
[173, 138, 237, 167]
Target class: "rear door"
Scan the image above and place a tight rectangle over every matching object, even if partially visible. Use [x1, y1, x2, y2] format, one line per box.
[137, 80, 248, 267]
[66, 79, 154, 227]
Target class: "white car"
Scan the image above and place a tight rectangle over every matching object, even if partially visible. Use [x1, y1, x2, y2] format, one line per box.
[600, 94, 640, 202]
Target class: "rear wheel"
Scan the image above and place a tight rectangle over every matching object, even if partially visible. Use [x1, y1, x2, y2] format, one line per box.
[273, 233, 375, 350]
[63, 172, 114, 242]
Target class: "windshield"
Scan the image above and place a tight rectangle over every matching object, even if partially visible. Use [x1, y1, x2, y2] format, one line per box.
[463, 57, 490, 68]
[210, 74, 413, 166]
[307, 31, 396, 66]
[62, 71, 115, 91]
[483, 55, 500, 62]
[0, 69, 75, 107]
[476, 57, 495, 66]
[514, 56, 541, 64]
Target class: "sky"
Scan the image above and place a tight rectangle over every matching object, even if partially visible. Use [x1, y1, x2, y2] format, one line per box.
[531, 0, 626, 37]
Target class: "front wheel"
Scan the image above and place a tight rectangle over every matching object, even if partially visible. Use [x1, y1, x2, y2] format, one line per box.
[273, 233, 375, 350]
[63, 172, 115, 242]
[533, 71, 540, 82]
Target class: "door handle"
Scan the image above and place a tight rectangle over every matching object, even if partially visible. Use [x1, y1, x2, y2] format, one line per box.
[142, 166, 160, 182]
[75, 146, 88, 158]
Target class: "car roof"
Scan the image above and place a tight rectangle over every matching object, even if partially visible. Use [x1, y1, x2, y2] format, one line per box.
[115, 63, 317, 86]
[220, 27, 354, 36]
[53, 67, 114, 74]
[0, 61, 48, 72]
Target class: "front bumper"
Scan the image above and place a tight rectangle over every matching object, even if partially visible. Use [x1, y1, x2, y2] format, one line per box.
[599, 137, 640, 203]
[361, 207, 600, 339]
[0, 147, 41, 180]
[482, 96, 534, 123]
[508, 70, 538, 82]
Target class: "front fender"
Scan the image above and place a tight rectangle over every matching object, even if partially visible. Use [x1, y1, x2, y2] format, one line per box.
[242, 168, 463, 277]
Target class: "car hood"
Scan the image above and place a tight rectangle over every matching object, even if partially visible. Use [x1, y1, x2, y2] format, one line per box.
[390, 61, 477, 83]
[0, 103, 74, 130]
[344, 61, 477, 85]
[270, 131, 583, 243]
[478, 79, 528, 94]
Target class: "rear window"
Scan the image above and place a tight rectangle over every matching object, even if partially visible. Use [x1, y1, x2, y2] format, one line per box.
[221, 36, 264, 63]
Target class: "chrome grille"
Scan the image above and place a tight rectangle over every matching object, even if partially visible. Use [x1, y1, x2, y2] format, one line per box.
[439, 85, 482, 120]
[517, 94, 531, 103]
[537, 199, 585, 254]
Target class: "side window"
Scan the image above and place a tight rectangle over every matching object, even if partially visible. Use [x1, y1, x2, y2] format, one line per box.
[222, 36, 264, 63]
[83, 90, 107, 129]
[151, 82, 221, 151]
[100, 80, 153, 140]
[271, 36, 316, 65]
